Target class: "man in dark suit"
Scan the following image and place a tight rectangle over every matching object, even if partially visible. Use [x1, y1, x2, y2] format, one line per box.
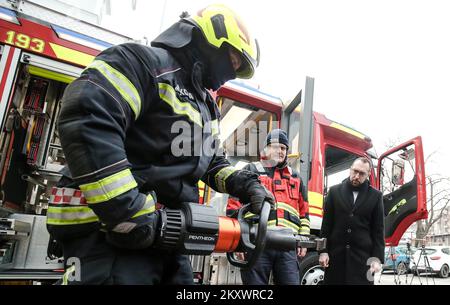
[319, 157, 385, 285]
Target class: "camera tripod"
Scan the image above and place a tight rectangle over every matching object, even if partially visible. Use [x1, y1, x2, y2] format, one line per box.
[409, 243, 436, 285]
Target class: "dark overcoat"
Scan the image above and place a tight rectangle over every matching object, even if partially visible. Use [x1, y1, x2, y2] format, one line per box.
[320, 179, 385, 285]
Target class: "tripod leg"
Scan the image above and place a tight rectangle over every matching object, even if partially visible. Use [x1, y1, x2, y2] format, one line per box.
[415, 250, 424, 285]
[423, 256, 436, 285]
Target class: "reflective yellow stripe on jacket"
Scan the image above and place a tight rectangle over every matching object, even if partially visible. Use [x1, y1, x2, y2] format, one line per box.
[299, 218, 311, 235]
[85, 60, 142, 119]
[277, 202, 300, 218]
[210, 119, 219, 136]
[47, 193, 155, 226]
[47, 206, 99, 225]
[277, 218, 300, 233]
[132, 194, 156, 219]
[214, 166, 238, 193]
[79, 169, 137, 204]
[158, 83, 203, 127]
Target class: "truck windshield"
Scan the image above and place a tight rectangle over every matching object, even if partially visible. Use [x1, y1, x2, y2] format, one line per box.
[324, 146, 363, 196]
[204, 96, 277, 214]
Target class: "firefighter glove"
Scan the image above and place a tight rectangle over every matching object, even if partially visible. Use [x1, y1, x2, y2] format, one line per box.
[106, 212, 159, 250]
[245, 181, 275, 214]
[105, 192, 160, 250]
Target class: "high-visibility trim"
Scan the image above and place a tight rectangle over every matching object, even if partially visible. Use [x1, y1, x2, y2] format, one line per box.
[210, 119, 219, 136]
[46, 206, 99, 225]
[278, 218, 300, 233]
[62, 265, 76, 285]
[158, 83, 203, 127]
[300, 218, 311, 227]
[267, 220, 277, 226]
[299, 226, 311, 235]
[214, 166, 238, 193]
[277, 202, 300, 218]
[131, 194, 156, 219]
[85, 60, 141, 119]
[198, 181, 206, 203]
[308, 191, 324, 209]
[112, 195, 157, 233]
[244, 211, 256, 219]
[309, 207, 323, 216]
[300, 218, 311, 235]
[80, 169, 137, 204]
[252, 161, 266, 174]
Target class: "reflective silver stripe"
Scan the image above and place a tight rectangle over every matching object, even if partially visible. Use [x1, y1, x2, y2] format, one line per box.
[85, 60, 141, 119]
[253, 161, 266, 174]
[214, 166, 238, 193]
[155, 67, 181, 78]
[46, 206, 99, 225]
[111, 222, 137, 233]
[80, 169, 137, 204]
[158, 83, 203, 127]
[73, 159, 128, 180]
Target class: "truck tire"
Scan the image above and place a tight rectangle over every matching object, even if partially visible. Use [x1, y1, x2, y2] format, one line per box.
[298, 252, 325, 285]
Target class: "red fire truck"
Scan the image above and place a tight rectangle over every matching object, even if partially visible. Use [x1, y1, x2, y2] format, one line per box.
[202, 79, 427, 284]
[0, 1, 427, 284]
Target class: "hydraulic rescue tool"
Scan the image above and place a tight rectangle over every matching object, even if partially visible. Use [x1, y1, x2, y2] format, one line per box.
[153, 201, 326, 268]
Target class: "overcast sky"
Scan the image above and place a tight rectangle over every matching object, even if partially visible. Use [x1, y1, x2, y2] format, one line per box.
[103, 0, 450, 177]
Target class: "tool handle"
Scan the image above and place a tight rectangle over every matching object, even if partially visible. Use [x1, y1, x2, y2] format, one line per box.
[226, 201, 270, 269]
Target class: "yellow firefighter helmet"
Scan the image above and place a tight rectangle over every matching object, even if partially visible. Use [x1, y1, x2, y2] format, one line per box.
[185, 4, 260, 79]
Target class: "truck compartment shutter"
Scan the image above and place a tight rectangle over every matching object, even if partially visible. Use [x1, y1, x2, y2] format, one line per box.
[20, 52, 82, 83]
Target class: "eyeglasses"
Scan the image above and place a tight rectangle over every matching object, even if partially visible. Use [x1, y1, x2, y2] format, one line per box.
[351, 168, 369, 177]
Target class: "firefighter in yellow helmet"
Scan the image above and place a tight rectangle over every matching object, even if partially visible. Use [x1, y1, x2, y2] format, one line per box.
[47, 4, 272, 284]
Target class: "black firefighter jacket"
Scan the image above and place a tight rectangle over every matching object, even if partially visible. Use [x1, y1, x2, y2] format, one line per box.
[47, 42, 258, 243]
[320, 179, 385, 285]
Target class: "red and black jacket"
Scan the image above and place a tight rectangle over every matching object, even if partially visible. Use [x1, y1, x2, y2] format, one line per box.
[227, 161, 310, 235]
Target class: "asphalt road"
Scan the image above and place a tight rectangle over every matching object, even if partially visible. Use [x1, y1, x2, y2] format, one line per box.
[375, 272, 450, 285]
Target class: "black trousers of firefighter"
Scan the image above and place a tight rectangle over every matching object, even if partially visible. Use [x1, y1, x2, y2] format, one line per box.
[61, 231, 194, 285]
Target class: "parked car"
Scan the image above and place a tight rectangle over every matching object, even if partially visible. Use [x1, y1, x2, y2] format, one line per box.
[383, 246, 417, 274]
[411, 246, 450, 278]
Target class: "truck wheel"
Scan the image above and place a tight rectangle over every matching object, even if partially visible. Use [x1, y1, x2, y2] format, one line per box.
[298, 252, 324, 285]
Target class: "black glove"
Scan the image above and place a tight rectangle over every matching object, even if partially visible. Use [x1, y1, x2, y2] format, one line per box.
[105, 211, 159, 250]
[105, 192, 160, 250]
[245, 181, 275, 214]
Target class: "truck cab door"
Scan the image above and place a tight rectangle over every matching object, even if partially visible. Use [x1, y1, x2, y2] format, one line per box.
[282, 76, 315, 184]
[377, 136, 427, 246]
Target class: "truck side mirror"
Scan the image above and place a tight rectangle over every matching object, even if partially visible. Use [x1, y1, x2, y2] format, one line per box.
[392, 159, 405, 186]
